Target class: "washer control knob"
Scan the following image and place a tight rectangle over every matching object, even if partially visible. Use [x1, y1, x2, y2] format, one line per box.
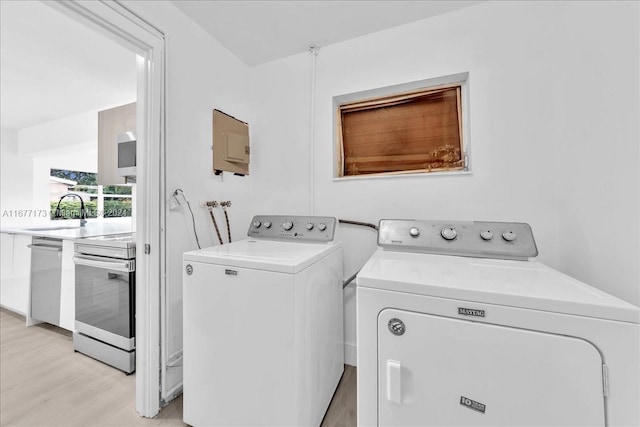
[502, 231, 516, 242]
[253, 221, 261, 228]
[409, 227, 420, 237]
[306, 223, 314, 231]
[441, 227, 457, 241]
[263, 221, 272, 229]
[282, 220, 294, 231]
[318, 223, 327, 231]
[480, 230, 493, 241]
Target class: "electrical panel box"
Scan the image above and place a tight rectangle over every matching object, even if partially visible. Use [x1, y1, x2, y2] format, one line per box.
[213, 109, 250, 176]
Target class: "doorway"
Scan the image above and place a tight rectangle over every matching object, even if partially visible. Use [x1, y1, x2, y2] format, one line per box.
[43, 1, 166, 418]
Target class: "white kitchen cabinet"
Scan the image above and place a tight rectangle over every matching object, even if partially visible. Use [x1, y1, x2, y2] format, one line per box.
[98, 102, 136, 185]
[1, 233, 13, 283]
[0, 233, 31, 315]
[59, 240, 75, 330]
[0, 233, 16, 309]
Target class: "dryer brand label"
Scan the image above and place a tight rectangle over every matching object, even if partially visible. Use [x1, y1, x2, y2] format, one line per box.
[458, 307, 485, 317]
[460, 396, 486, 413]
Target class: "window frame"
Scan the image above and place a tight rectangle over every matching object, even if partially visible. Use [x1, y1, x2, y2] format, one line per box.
[333, 73, 471, 180]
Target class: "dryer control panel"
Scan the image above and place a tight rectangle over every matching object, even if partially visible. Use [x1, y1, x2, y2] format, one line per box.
[378, 219, 538, 260]
[247, 215, 337, 243]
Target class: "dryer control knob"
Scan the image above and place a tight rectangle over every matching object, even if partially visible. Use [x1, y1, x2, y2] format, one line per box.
[480, 230, 493, 241]
[253, 221, 261, 228]
[409, 227, 420, 237]
[282, 221, 294, 231]
[502, 231, 516, 241]
[318, 223, 327, 231]
[441, 227, 457, 241]
[306, 223, 314, 231]
[263, 221, 272, 229]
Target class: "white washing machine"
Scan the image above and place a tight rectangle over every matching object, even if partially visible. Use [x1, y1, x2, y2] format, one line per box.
[357, 219, 639, 427]
[183, 215, 344, 427]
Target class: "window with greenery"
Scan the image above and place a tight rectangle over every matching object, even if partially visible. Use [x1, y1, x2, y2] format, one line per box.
[50, 169, 132, 220]
[336, 82, 468, 177]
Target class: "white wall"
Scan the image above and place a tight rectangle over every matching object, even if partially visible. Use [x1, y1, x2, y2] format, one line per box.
[248, 0, 640, 363]
[313, 0, 564, 269]
[250, 53, 313, 214]
[1, 112, 100, 226]
[17, 110, 99, 155]
[551, 1, 639, 307]
[112, 0, 639, 393]
[122, 0, 254, 398]
[0, 128, 35, 226]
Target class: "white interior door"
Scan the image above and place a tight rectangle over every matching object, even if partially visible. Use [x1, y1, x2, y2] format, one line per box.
[377, 308, 605, 427]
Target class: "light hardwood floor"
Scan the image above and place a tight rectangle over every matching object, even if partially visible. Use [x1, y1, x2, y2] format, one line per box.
[1, 308, 356, 427]
[321, 365, 357, 427]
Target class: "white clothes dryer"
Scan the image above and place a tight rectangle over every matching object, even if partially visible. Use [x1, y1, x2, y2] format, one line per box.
[183, 215, 344, 427]
[357, 219, 639, 427]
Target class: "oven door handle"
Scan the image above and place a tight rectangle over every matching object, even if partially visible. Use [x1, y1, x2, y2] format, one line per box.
[73, 255, 134, 273]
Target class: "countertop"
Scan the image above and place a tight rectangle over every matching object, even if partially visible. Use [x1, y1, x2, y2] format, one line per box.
[0, 218, 133, 240]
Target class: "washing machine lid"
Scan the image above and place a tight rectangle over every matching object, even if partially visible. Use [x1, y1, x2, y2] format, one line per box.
[183, 239, 342, 274]
[357, 250, 639, 323]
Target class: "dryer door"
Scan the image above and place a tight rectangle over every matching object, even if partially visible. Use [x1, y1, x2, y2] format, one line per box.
[377, 309, 605, 427]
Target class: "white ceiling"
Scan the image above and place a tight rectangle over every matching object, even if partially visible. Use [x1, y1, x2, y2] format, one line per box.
[0, 1, 481, 131]
[171, 0, 483, 66]
[0, 1, 137, 131]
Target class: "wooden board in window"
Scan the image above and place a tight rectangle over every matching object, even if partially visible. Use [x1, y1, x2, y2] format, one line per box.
[338, 86, 464, 177]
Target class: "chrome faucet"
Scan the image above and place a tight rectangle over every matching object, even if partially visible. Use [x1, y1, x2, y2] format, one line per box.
[54, 193, 87, 226]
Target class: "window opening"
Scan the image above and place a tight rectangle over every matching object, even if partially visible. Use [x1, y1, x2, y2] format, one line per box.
[50, 168, 132, 219]
[336, 79, 468, 178]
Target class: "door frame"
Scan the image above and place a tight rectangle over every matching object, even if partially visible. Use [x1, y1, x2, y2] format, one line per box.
[47, 0, 166, 418]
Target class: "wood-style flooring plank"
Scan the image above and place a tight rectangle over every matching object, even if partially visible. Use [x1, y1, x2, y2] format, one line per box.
[1, 308, 357, 427]
[321, 365, 357, 427]
[0, 308, 184, 427]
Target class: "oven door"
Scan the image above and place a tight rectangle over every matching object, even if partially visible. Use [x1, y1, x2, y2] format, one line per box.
[73, 254, 135, 351]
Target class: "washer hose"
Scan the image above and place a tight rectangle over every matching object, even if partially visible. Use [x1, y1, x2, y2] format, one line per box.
[207, 204, 224, 245]
[338, 219, 378, 231]
[220, 201, 232, 243]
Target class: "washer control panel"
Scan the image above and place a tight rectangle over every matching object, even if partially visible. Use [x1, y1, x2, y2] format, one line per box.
[247, 215, 337, 242]
[378, 219, 538, 260]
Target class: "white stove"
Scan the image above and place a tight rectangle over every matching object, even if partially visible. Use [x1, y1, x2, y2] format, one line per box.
[356, 219, 639, 427]
[73, 232, 136, 373]
[183, 216, 344, 427]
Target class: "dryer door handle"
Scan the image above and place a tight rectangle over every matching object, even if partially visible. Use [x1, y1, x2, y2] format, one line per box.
[386, 359, 402, 404]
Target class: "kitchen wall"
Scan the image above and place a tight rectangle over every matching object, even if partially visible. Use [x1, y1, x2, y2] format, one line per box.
[0, 128, 34, 226]
[122, 0, 254, 398]
[0, 113, 100, 227]
[17, 110, 98, 155]
[249, 0, 640, 363]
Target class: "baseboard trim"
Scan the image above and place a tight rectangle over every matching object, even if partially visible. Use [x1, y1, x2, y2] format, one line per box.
[345, 342, 357, 367]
